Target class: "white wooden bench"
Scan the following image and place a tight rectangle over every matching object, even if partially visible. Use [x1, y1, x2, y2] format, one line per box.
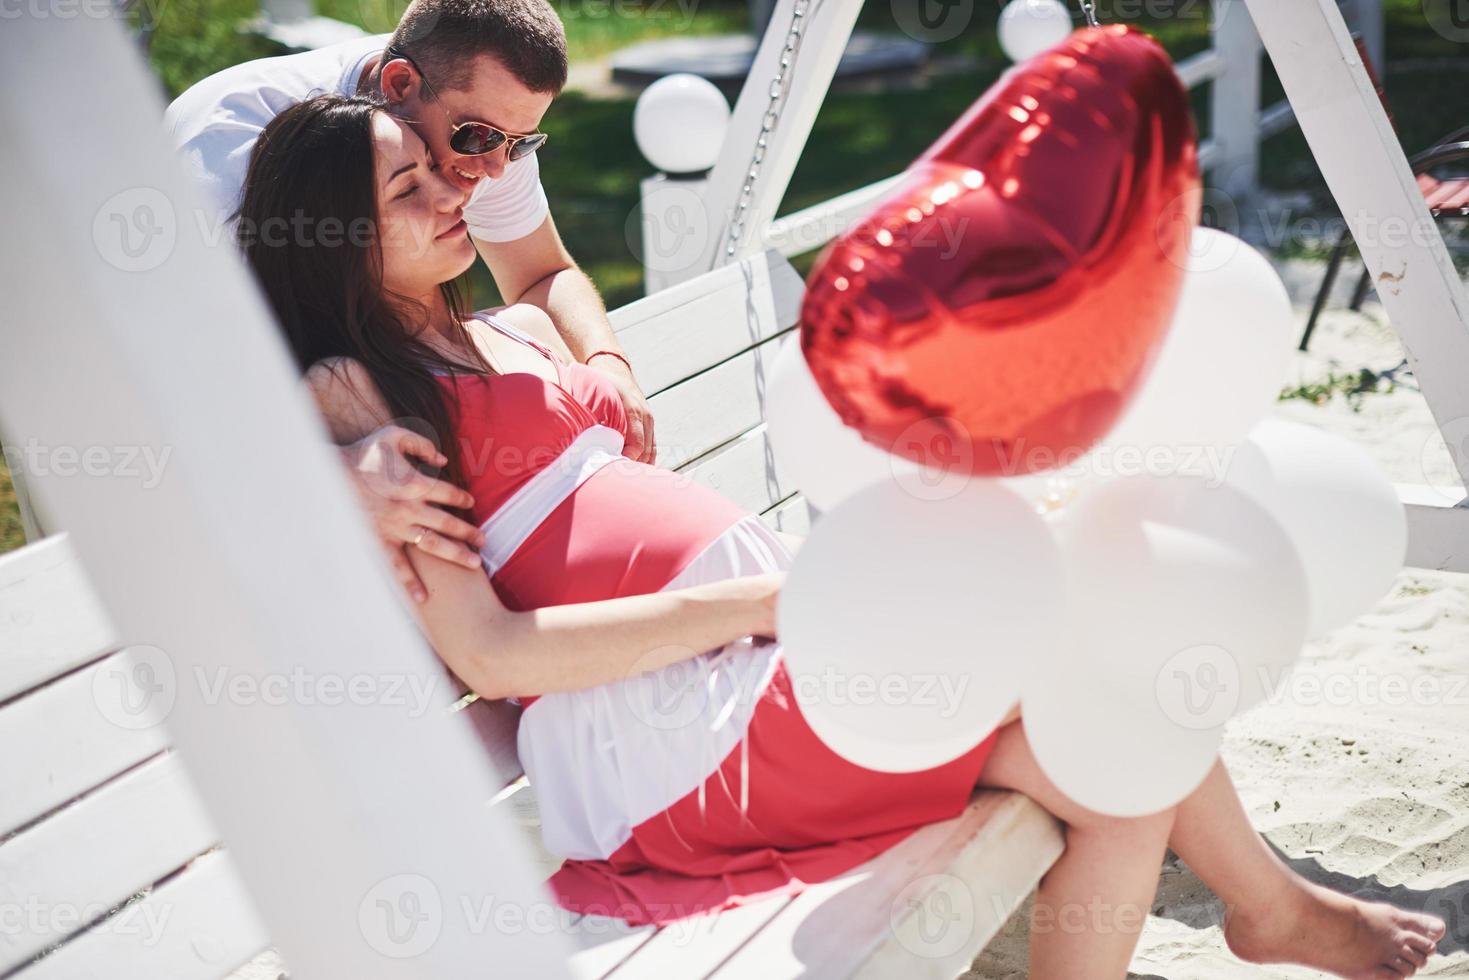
[0, 247, 1064, 980]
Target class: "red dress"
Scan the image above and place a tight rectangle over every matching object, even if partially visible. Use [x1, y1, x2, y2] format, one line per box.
[439, 312, 1001, 925]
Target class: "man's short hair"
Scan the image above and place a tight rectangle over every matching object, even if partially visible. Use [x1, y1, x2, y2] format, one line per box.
[390, 0, 569, 95]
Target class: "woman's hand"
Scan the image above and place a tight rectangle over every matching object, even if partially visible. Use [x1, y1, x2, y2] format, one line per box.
[589, 358, 657, 465]
[339, 425, 486, 603]
[713, 571, 785, 640]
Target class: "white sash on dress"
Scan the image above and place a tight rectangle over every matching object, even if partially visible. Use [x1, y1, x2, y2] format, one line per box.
[478, 423, 626, 576]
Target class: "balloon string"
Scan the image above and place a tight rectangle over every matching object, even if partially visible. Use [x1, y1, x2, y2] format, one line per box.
[1077, 0, 1099, 27]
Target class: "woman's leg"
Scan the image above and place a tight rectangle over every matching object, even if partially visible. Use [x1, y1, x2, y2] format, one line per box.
[976, 710, 1177, 979]
[977, 710, 1447, 979]
[1167, 759, 1445, 979]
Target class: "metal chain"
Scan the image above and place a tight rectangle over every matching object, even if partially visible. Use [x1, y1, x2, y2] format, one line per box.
[718, 0, 824, 265]
[1077, 0, 1100, 27]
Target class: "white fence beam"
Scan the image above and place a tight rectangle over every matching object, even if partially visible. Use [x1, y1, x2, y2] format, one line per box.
[1244, 0, 1469, 491]
[0, 18, 568, 978]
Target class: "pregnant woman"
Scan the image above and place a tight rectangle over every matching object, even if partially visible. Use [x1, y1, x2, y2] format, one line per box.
[236, 94, 1445, 979]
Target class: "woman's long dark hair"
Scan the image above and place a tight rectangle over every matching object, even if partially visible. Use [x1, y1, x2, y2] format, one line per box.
[236, 93, 487, 491]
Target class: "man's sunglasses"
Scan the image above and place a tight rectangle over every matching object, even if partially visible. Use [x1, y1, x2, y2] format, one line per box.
[386, 46, 548, 161]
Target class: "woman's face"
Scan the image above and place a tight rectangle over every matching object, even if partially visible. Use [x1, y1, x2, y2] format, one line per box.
[372, 111, 476, 298]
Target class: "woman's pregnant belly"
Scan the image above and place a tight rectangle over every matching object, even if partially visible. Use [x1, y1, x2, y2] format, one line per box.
[489, 457, 751, 610]
[478, 453, 794, 862]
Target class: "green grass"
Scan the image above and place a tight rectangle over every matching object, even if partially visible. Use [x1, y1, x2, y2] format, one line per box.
[1278, 366, 1404, 411]
[0, 460, 21, 551]
[0, 0, 1464, 555]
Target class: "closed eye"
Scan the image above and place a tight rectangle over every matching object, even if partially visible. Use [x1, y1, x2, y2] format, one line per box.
[395, 184, 419, 201]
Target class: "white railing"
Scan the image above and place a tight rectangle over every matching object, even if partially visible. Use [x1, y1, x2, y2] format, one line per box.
[637, 0, 1384, 284]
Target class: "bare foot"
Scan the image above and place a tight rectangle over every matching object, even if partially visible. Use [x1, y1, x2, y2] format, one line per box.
[1224, 880, 1446, 979]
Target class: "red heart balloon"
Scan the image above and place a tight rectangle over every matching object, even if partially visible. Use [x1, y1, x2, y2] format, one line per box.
[800, 25, 1200, 478]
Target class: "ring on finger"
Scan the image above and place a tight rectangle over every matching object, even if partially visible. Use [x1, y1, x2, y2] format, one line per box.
[412, 526, 431, 548]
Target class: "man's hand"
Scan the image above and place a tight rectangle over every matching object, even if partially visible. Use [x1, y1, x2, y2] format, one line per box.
[589, 358, 657, 465]
[340, 425, 486, 603]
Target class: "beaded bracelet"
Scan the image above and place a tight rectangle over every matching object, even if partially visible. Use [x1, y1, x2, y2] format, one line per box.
[585, 349, 635, 374]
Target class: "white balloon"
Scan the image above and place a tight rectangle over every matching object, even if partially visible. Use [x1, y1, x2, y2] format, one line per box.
[779, 478, 1064, 773]
[998, 0, 1073, 63]
[1023, 658, 1223, 818]
[633, 73, 730, 175]
[1226, 418, 1406, 637]
[766, 336, 929, 509]
[1103, 228, 1295, 478]
[1024, 474, 1308, 816]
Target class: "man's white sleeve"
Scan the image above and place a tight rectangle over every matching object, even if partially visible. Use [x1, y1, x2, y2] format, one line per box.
[463, 152, 550, 243]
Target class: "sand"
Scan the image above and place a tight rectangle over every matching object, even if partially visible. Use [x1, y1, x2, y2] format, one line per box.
[970, 275, 1469, 979]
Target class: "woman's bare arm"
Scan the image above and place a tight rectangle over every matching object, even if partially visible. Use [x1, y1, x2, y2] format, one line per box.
[406, 548, 778, 699]
[305, 356, 780, 700]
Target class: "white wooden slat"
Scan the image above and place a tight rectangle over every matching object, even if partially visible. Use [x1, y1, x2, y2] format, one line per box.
[1175, 47, 1226, 88]
[0, 650, 170, 838]
[648, 331, 790, 472]
[708, 791, 1063, 980]
[493, 779, 564, 882]
[566, 918, 657, 980]
[1244, 0, 1469, 490]
[678, 425, 796, 518]
[454, 695, 525, 785]
[17, 850, 269, 980]
[609, 897, 792, 979]
[1399, 483, 1469, 574]
[760, 495, 812, 537]
[1197, 138, 1221, 172]
[1258, 99, 1297, 139]
[0, 754, 220, 971]
[763, 175, 905, 259]
[855, 793, 1064, 980]
[0, 534, 117, 703]
[482, 784, 661, 979]
[611, 250, 802, 396]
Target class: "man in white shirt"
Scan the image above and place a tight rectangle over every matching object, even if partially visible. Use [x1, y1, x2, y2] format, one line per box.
[166, 0, 657, 601]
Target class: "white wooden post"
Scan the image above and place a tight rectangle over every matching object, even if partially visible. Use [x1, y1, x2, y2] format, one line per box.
[693, 0, 864, 274]
[1242, 0, 1469, 495]
[638, 172, 713, 295]
[0, 18, 569, 978]
[1209, 0, 1264, 203]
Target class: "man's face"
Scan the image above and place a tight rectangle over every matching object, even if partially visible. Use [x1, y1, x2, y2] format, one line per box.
[389, 53, 555, 196]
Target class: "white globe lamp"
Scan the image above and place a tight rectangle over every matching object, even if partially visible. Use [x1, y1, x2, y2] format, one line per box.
[634, 73, 730, 176]
[998, 0, 1074, 63]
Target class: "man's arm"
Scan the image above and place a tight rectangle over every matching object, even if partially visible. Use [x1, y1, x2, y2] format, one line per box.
[474, 214, 658, 464]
